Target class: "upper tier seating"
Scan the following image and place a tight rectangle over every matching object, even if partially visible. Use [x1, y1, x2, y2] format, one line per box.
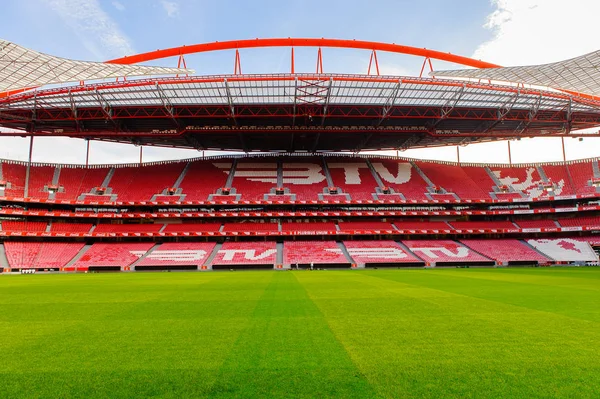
[281, 222, 337, 233]
[135, 242, 216, 267]
[27, 166, 55, 199]
[343, 240, 422, 264]
[71, 242, 154, 269]
[56, 167, 110, 201]
[1, 162, 26, 197]
[50, 223, 93, 233]
[280, 159, 328, 201]
[212, 242, 277, 265]
[402, 240, 492, 264]
[2, 157, 599, 203]
[1, 221, 47, 232]
[567, 160, 598, 195]
[370, 160, 429, 200]
[461, 239, 550, 264]
[490, 166, 548, 198]
[326, 159, 379, 201]
[540, 165, 575, 196]
[284, 241, 348, 265]
[108, 163, 184, 202]
[526, 238, 598, 262]
[93, 224, 163, 234]
[162, 223, 222, 233]
[230, 160, 278, 201]
[416, 162, 486, 200]
[448, 220, 517, 230]
[178, 160, 229, 201]
[5, 242, 84, 269]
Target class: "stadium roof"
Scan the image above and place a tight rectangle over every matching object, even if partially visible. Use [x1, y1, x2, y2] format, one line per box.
[432, 50, 600, 99]
[0, 39, 192, 95]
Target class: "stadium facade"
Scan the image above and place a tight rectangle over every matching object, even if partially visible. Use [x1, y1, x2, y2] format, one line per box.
[1, 38, 600, 272]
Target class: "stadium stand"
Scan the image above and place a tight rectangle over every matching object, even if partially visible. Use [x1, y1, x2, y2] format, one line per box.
[343, 240, 423, 266]
[162, 223, 222, 233]
[337, 221, 395, 231]
[135, 242, 216, 268]
[211, 241, 277, 267]
[70, 242, 154, 270]
[4, 242, 84, 269]
[556, 216, 600, 228]
[1, 221, 47, 232]
[222, 222, 279, 233]
[526, 238, 598, 262]
[326, 159, 379, 200]
[402, 240, 493, 265]
[461, 239, 550, 265]
[230, 160, 278, 201]
[568, 160, 598, 195]
[370, 160, 429, 200]
[50, 223, 93, 234]
[27, 166, 55, 199]
[541, 165, 575, 196]
[416, 162, 486, 199]
[93, 224, 164, 234]
[283, 241, 349, 266]
[57, 167, 111, 201]
[281, 222, 337, 233]
[280, 158, 328, 201]
[448, 220, 518, 230]
[393, 221, 452, 230]
[514, 219, 558, 229]
[178, 160, 229, 201]
[1, 162, 26, 197]
[490, 166, 546, 198]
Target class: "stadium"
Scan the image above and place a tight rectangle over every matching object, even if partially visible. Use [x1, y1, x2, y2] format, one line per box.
[1, 12, 600, 398]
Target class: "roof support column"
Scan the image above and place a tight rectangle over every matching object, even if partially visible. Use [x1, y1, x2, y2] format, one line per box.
[456, 146, 461, 165]
[139, 146, 143, 166]
[25, 135, 34, 198]
[508, 140, 512, 167]
[85, 139, 90, 167]
[561, 137, 567, 163]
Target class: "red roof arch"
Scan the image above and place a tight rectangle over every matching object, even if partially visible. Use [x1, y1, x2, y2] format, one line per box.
[107, 37, 500, 69]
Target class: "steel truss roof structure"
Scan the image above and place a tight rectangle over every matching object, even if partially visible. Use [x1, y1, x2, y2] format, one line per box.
[1, 38, 600, 152]
[0, 39, 192, 95]
[1, 74, 599, 152]
[432, 50, 600, 100]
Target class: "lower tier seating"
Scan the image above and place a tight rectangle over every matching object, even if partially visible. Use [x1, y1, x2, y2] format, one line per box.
[135, 242, 216, 267]
[343, 240, 422, 264]
[461, 239, 550, 265]
[71, 242, 154, 270]
[284, 241, 348, 265]
[4, 242, 84, 269]
[211, 242, 277, 266]
[402, 240, 492, 264]
[526, 238, 598, 262]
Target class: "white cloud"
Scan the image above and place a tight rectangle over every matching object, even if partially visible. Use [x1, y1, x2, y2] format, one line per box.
[43, 0, 134, 59]
[112, 1, 125, 11]
[474, 0, 600, 66]
[161, 0, 180, 18]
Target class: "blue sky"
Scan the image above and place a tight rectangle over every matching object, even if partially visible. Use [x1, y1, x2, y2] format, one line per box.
[1, 0, 600, 164]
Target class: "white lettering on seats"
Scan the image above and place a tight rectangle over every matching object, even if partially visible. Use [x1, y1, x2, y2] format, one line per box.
[328, 247, 408, 259]
[409, 246, 470, 259]
[493, 167, 564, 198]
[218, 249, 277, 261]
[372, 162, 412, 184]
[328, 163, 370, 184]
[281, 163, 326, 185]
[146, 250, 206, 262]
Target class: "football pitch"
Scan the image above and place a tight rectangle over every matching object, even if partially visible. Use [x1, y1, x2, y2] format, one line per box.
[1, 268, 599, 398]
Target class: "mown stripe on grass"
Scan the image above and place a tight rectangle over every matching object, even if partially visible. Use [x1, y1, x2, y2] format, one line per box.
[0, 272, 273, 398]
[207, 271, 376, 399]
[297, 270, 600, 399]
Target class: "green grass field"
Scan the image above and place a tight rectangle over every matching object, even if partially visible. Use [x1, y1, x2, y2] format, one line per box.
[1, 268, 599, 398]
